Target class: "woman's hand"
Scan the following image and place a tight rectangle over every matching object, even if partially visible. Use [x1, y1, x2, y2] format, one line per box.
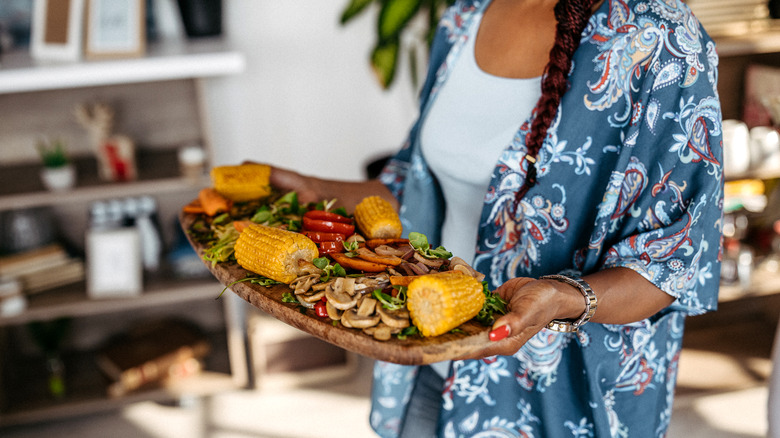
[456, 267, 676, 360]
[457, 277, 585, 359]
[245, 161, 397, 211]
[268, 165, 323, 204]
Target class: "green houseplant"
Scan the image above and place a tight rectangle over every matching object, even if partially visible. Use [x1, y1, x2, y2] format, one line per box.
[37, 139, 76, 191]
[340, 0, 455, 89]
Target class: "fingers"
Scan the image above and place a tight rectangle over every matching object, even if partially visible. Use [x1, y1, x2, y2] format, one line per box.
[269, 166, 321, 204]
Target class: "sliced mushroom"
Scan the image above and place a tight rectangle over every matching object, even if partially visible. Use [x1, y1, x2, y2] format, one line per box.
[364, 323, 393, 341]
[450, 256, 486, 281]
[377, 305, 411, 329]
[333, 277, 357, 295]
[290, 273, 320, 295]
[325, 282, 358, 310]
[356, 296, 378, 317]
[297, 289, 326, 304]
[326, 301, 343, 320]
[414, 252, 446, 268]
[298, 259, 324, 276]
[341, 308, 380, 329]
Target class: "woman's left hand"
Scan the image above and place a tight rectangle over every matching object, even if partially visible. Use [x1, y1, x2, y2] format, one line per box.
[456, 277, 583, 359]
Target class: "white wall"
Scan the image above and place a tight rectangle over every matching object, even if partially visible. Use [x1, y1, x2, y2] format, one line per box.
[202, 1, 422, 181]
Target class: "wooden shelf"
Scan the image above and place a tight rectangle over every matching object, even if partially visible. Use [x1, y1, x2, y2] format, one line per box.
[0, 337, 237, 428]
[0, 37, 245, 94]
[0, 35, 248, 429]
[0, 149, 209, 211]
[0, 275, 224, 327]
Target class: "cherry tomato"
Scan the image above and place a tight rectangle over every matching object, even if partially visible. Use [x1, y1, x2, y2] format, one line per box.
[304, 210, 352, 224]
[303, 216, 355, 235]
[318, 241, 343, 254]
[303, 231, 346, 243]
[314, 299, 328, 318]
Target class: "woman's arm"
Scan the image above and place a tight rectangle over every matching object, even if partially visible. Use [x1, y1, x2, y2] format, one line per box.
[461, 267, 675, 358]
[265, 165, 398, 211]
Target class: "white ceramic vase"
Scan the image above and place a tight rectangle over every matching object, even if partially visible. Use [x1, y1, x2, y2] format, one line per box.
[40, 165, 76, 191]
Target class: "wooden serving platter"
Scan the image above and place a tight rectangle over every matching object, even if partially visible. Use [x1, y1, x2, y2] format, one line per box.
[181, 212, 492, 365]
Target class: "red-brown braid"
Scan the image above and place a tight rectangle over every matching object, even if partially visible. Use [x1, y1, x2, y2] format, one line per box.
[513, 0, 598, 211]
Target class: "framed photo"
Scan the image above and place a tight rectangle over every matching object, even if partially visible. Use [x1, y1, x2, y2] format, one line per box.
[85, 0, 145, 59]
[30, 0, 85, 61]
[86, 228, 142, 299]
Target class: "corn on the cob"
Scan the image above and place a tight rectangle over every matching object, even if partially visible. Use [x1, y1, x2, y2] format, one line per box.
[211, 163, 272, 202]
[406, 271, 485, 337]
[234, 224, 319, 283]
[354, 196, 403, 239]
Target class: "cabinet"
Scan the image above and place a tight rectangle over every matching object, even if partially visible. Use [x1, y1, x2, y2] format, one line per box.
[0, 38, 248, 427]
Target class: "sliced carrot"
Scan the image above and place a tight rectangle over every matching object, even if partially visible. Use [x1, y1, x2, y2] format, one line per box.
[330, 252, 388, 273]
[356, 247, 403, 266]
[389, 275, 424, 287]
[198, 187, 232, 216]
[233, 220, 254, 233]
[182, 199, 205, 214]
[366, 238, 410, 250]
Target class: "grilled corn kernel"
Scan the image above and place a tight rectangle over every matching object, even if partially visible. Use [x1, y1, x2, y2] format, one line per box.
[211, 163, 272, 202]
[353, 196, 402, 239]
[234, 224, 319, 284]
[406, 271, 485, 337]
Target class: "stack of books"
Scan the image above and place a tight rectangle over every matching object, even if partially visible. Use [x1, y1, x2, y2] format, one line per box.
[0, 244, 85, 294]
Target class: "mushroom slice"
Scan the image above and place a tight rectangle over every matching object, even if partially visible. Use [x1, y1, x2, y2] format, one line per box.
[326, 301, 343, 320]
[377, 305, 411, 329]
[364, 323, 393, 341]
[356, 296, 378, 317]
[356, 273, 390, 291]
[325, 282, 358, 310]
[297, 289, 326, 304]
[341, 308, 380, 329]
[290, 274, 320, 295]
[450, 256, 486, 282]
[298, 259, 324, 276]
[333, 277, 357, 296]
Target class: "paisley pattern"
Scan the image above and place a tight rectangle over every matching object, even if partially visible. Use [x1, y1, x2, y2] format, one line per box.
[373, 0, 723, 436]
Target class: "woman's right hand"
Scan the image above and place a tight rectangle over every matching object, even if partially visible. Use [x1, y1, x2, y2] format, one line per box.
[268, 165, 324, 204]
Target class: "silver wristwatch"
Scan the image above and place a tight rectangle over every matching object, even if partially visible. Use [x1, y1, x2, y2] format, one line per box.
[540, 274, 598, 333]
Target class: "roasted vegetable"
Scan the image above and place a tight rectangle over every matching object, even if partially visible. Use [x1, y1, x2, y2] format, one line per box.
[198, 188, 232, 216]
[353, 196, 403, 239]
[211, 163, 272, 202]
[406, 271, 485, 337]
[234, 223, 319, 283]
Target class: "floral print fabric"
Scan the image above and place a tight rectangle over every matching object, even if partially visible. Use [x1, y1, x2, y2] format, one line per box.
[372, 0, 723, 436]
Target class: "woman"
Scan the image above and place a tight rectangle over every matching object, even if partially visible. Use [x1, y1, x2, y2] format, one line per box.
[270, 0, 723, 436]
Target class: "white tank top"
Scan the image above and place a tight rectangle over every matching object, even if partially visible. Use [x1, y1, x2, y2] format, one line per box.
[420, 13, 542, 266]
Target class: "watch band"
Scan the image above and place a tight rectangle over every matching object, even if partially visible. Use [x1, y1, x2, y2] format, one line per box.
[540, 274, 598, 333]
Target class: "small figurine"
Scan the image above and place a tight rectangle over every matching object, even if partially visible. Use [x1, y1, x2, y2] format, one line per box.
[74, 102, 137, 182]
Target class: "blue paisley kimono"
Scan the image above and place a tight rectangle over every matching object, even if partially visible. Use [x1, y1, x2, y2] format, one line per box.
[371, 0, 723, 437]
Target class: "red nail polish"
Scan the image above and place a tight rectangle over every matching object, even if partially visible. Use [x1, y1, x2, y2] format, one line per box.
[489, 324, 510, 342]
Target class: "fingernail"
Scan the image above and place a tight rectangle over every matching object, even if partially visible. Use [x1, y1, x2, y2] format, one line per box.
[489, 324, 510, 342]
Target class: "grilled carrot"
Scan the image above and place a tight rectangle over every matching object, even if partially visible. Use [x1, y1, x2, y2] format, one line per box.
[198, 188, 232, 216]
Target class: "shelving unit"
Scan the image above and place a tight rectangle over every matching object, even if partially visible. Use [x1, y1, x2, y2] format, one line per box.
[0, 37, 248, 428]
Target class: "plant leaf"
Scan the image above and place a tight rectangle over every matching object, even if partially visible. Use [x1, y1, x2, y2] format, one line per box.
[371, 40, 399, 89]
[377, 0, 421, 43]
[340, 0, 375, 24]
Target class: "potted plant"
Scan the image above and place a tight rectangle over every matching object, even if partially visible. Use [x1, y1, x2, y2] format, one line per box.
[37, 139, 76, 191]
[340, 0, 455, 89]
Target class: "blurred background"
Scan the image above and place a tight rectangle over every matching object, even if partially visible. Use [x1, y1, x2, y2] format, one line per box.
[0, 0, 778, 437]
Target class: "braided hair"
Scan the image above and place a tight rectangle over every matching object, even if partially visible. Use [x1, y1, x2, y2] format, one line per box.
[513, 0, 598, 211]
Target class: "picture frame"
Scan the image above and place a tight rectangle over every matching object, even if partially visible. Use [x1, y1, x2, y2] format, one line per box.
[84, 0, 145, 59]
[86, 227, 142, 299]
[30, 0, 85, 61]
